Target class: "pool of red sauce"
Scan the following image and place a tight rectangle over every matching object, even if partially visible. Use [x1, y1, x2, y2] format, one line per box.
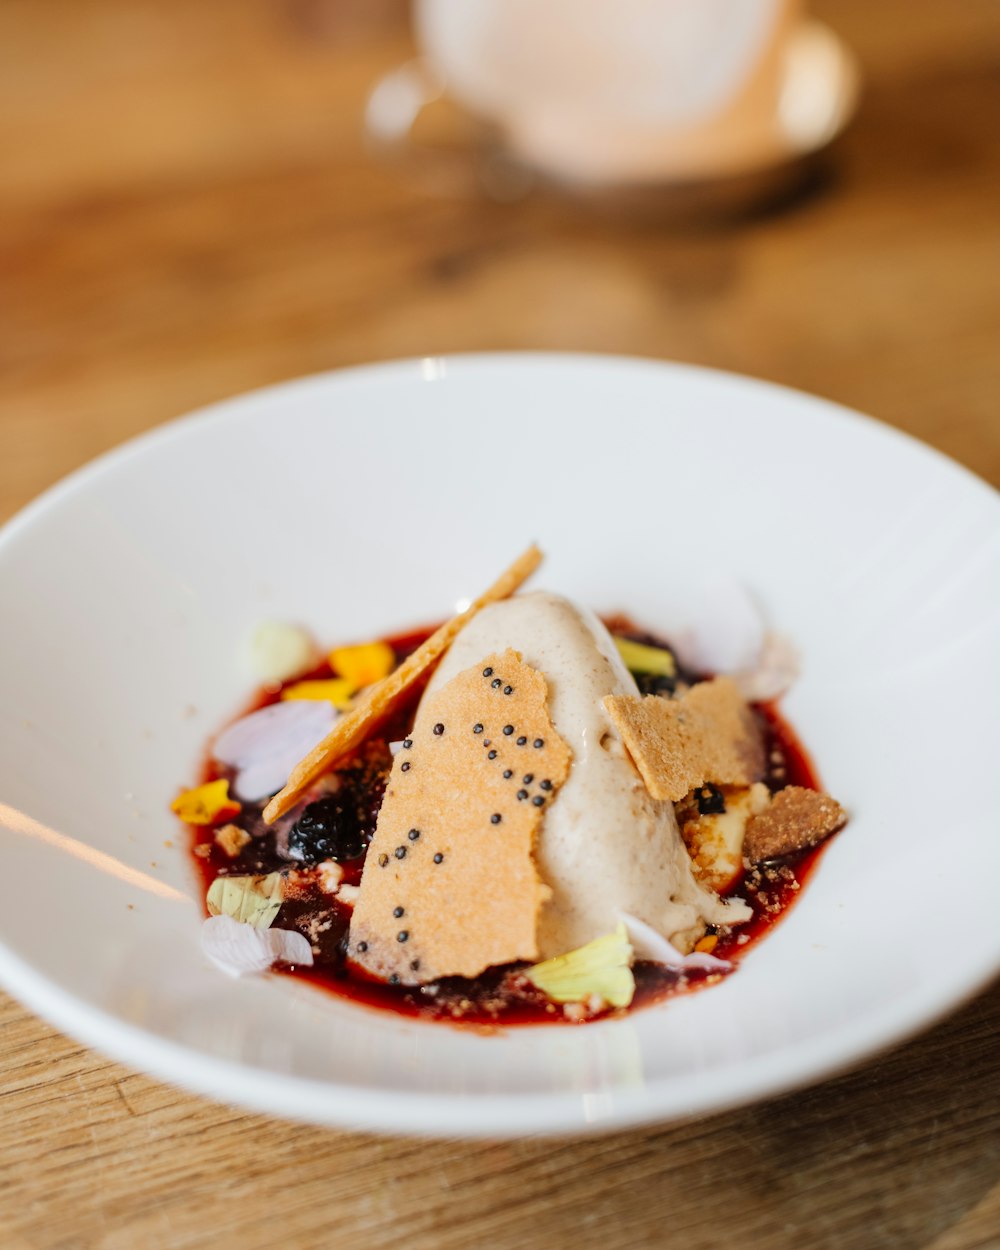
[186, 620, 828, 1028]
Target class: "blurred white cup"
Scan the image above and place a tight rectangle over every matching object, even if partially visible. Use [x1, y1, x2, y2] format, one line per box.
[366, 0, 858, 196]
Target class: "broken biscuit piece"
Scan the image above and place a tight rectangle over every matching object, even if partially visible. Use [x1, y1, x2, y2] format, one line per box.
[214, 822, 251, 858]
[348, 649, 571, 985]
[743, 786, 846, 863]
[603, 677, 765, 802]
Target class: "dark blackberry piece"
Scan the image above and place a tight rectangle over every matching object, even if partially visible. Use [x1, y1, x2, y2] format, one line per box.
[695, 784, 726, 816]
[287, 796, 365, 863]
[636, 672, 677, 698]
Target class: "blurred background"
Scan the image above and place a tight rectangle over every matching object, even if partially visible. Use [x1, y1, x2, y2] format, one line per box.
[1, 0, 998, 533]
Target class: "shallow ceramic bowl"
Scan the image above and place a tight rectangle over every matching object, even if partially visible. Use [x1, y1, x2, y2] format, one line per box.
[1, 354, 998, 1137]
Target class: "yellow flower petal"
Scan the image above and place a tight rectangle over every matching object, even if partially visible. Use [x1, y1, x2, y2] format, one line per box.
[171, 779, 241, 826]
[694, 934, 719, 954]
[281, 678, 355, 710]
[524, 923, 635, 1008]
[329, 641, 395, 689]
[614, 637, 676, 679]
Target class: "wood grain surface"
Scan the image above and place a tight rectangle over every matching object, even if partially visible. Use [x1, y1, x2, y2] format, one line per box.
[2, 2, 999, 1247]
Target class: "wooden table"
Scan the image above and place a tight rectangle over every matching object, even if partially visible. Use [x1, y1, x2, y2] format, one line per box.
[2, 2, 998, 1246]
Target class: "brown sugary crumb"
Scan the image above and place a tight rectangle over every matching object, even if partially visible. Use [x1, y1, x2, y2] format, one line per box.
[194, 843, 212, 859]
[349, 649, 571, 985]
[215, 823, 251, 857]
[603, 678, 765, 802]
[743, 786, 847, 862]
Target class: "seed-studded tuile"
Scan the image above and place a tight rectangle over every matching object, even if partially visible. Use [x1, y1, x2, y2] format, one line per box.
[348, 649, 572, 984]
[603, 677, 766, 802]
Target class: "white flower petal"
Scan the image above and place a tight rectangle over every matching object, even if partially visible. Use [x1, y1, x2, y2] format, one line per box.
[671, 578, 765, 676]
[201, 915, 313, 976]
[734, 632, 800, 702]
[213, 701, 337, 802]
[619, 912, 731, 973]
[201, 914, 275, 977]
[266, 927, 314, 967]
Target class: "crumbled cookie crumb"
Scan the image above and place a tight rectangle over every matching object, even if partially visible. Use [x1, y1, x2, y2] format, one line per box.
[744, 786, 846, 862]
[215, 823, 252, 857]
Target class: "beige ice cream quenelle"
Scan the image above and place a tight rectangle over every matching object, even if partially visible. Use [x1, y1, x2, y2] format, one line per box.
[349, 591, 749, 982]
[428, 592, 748, 958]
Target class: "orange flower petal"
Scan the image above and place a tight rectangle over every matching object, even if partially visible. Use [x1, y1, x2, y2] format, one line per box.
[329, 641, 395, 689]
[172, 779, 241, 826]
[281, 678, 355, 710]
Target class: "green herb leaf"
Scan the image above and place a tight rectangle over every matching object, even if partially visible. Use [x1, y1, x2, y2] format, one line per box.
[206, 872, 284, 929]
[614, 637, 676, 678]
[524, 923, 635, 1008]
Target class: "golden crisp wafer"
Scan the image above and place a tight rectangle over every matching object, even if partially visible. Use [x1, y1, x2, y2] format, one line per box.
[263, 545, 543, 823]
[348, 649, 572, 984]
[603, 677, 765, 802]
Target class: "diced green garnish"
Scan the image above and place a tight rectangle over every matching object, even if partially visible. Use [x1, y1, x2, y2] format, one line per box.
[524, 923, 635, 1008]
[614, 637, 676, 678]
[207, 872, 284, 929]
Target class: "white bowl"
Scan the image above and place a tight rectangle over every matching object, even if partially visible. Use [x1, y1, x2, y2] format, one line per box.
[1, 354, 998, 1138]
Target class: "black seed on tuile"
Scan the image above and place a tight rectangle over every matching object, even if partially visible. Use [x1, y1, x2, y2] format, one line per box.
[695, 784, 727, 816]
[483, 667, 493, 677]
[400, 762, 411, 772]
[402, 738, 413, 749]
[491, 678, 502, 689]
[288, 796, 365, 863]
[410, 959, 420, 972]
[397, 931, 409, 943]
[517, 789, 528, 801]
[523, 774, 534, 784]
[393, 906, 404, 917]
[532, 796, 545, 807]
[534, 739, 544, 749]
[503, 769, 513, 779]
[516, 736, 527, 746]
[483, 739, 491, 747]
[433, 723, 445, 735]
[503, 685, 513, 695]
[503, 725, 514, 736]
[357, 941, 368, 952]
[395, 846, 407, 859]
[388, 974, 400, 985]
[488, 750, 498, 759]
[473, 723, 484, 734]
[433, 853, 444, 864]
[540, 779, 553, 791]
[378, 853, 389, 867]
[408, 828, 420, 840]
[491, 814, 502, 824]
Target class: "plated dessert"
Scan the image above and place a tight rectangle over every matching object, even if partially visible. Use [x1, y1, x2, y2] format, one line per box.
[174, 546, 846, 1025]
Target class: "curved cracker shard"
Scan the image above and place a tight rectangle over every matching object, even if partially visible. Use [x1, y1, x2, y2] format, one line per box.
[347, 649, 572, 985]
[262, 545, 543, 824]
[603, 677, 765, 803]
[743, 786, 847, 863]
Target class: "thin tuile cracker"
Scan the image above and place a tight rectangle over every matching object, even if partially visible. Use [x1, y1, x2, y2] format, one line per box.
[603, 677, 765, 802]
[347, 649, 571, 984]
[263, 545, 543, 823]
